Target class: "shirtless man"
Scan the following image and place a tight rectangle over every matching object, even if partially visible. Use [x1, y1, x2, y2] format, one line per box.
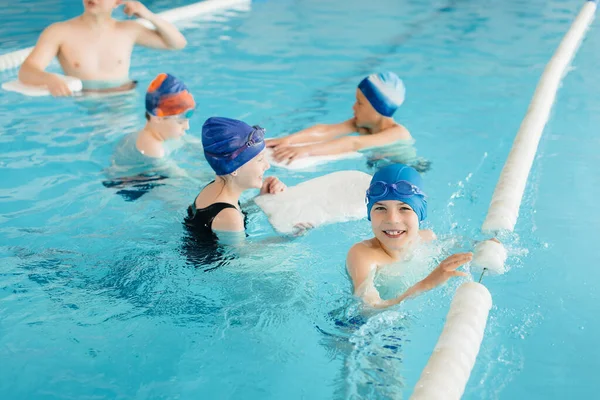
[18, 0, 187, 96]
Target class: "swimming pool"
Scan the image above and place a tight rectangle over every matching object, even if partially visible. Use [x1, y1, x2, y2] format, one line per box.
[1, 0, 599, 398]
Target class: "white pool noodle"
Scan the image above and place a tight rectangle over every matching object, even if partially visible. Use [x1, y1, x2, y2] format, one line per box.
[482, 0, 597, 234]
[0, 0, 252, 72]
[410, 282, 492, 400]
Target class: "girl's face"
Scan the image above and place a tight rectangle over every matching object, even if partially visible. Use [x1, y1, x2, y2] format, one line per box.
[370, 200, 419, 251]
[233, 150, 270, 189]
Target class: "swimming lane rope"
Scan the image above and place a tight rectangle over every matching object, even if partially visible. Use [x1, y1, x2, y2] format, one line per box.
[411, 1, 597, 398]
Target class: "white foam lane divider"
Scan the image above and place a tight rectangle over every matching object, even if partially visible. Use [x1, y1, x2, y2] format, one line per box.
[0, 47, 34, 72]
[0, 0, 252, 72]
[471, 239, 507, 276]
[482, 0, 598, 234]
[412, 5, 598, 397]
[136, 0, 251, 29]
[410, 282, 492, 400]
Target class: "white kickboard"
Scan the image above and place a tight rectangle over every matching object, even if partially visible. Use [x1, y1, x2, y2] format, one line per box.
[254, 170, 372, 234]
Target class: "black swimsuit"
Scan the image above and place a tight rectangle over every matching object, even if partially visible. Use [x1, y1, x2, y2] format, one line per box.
[182, 183, 249, 270]
[184, 201, 246, 241]
[181, 200, 247, 271]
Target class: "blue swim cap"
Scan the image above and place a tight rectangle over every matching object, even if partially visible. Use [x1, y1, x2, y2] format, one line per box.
[202, 117, 266, 176]
[358, 72, 406, 117]
[366, 163, 427, 222]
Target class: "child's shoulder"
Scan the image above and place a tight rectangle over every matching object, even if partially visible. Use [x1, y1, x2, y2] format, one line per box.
[419, 229, 437, 242]
[135, 130, 164, 158]
[347, 239, 386, 261]
[385, 122, 412, 140]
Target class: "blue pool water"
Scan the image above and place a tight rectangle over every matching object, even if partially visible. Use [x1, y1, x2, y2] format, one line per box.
[1, 0, 600, 398]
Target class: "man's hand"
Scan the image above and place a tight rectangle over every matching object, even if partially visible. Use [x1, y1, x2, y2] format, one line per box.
[122, 1, 153, 20]
[47, 74, 72, 97]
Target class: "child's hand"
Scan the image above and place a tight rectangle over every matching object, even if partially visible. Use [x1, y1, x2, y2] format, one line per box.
[272, 145, 310, 164]
[121, 1, 153, 19]
[292, 222, 314, 237]
[260, 176, 286, 195]
[265, 137, 290, 148]
[419, 252, 472, 291]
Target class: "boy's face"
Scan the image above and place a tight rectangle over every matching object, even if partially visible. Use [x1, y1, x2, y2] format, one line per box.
[83, 0, 119, 15]
[151, 114, 190, 140]
[370, 200, 419, 251]
[353, 89, 381, 128]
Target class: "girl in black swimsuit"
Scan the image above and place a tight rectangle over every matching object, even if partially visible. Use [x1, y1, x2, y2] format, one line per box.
[184, 117, 288, 245]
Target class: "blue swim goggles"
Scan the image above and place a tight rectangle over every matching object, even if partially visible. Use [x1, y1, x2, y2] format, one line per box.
[178, 108, 195, 119]
[366, 180, 426, 202]
[181, 108, 195, 119]
[164, 108, 195, 120]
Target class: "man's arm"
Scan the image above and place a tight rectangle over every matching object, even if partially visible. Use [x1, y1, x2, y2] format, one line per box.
[123, 1, 187, 49]
[18, 24, 72, 96]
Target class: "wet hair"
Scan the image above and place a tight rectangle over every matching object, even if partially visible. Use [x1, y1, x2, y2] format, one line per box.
[214, 175, 233, 199]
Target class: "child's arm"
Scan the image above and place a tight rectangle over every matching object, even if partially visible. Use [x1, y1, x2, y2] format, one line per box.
[347, 244, 472, 309]
[124, 1, 187, 50]
[346, 244, 385, 306]
[266, 119, 357, 148]
[272, 124, 410, 163]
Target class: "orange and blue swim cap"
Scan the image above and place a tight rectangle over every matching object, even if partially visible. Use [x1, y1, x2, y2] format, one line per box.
[145, 73, 196, 117]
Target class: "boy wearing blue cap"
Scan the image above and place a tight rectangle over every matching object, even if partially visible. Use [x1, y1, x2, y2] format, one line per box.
[346, 164, 472, 308]
[104, 73, 196, 200]
[267, 72, 419, 166]
[136, 72, 196, 158]
[111, 73, 195, 165]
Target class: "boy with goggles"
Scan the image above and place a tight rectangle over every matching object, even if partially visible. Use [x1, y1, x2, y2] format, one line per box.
[136, 73, 196, 158]
[346, 163, 473, 308]
[106, 73, 196, 196]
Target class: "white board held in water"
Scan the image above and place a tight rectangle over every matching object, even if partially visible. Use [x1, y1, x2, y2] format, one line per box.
[2, 75, 82, 97]
[254, 170, 371, 234]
